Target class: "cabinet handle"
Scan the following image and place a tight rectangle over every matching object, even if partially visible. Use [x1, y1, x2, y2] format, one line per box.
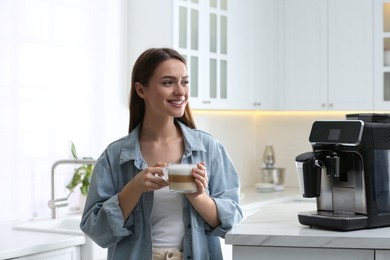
[321, 104, 326, 108]
[202, 100, 211, 104]
[253, 102, 261, 106]
[328, 103, 333, 108]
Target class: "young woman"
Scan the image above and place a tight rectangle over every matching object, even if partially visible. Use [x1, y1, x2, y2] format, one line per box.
[80, 48, 243, 260]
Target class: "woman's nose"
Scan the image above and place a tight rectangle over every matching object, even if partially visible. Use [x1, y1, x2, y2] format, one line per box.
[173, 83, 185, 95]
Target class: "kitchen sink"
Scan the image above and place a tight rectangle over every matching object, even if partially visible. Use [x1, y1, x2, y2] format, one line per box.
[14, 215, 83, 235]
[13, 214, 107, 260]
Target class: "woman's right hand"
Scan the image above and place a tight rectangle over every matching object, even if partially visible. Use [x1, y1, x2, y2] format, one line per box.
[118, 162, 168, 219]
[132, 162, 168, 192]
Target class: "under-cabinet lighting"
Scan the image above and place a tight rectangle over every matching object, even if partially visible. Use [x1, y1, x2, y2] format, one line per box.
[193, 110, 389, 117]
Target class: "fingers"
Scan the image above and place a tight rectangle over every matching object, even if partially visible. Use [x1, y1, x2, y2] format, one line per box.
[193, 162, 208, 190]
[140, 165, 168, 192]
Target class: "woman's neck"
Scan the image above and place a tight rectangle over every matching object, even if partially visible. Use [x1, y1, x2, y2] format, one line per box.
[140, 117, 179, 142]
[139, 117, 184, 165]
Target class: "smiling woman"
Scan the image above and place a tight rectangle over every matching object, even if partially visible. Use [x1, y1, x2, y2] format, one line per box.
[0, 0, 128, 223]
[80, 47, 243, 260]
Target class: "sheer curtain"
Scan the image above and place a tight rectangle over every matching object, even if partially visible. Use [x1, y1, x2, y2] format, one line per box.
[0, 0, 128, 223]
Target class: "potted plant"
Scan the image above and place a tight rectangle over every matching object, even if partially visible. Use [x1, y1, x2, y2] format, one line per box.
[66, 142, 95, 196]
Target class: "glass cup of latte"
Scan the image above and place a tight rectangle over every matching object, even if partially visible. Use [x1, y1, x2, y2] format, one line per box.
[162, 164, 198, 193]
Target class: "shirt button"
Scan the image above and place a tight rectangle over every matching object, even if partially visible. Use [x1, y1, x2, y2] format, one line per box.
[187, 224, 191, 228]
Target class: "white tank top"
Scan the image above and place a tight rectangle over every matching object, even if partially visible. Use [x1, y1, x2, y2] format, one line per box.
[151, 186, 185, 249]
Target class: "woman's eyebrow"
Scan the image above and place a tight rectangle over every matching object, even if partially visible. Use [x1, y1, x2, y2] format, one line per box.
[160, 75, 189, 80]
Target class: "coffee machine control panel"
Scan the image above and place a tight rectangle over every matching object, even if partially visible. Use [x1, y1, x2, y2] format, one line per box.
[309, 120, 364, 146]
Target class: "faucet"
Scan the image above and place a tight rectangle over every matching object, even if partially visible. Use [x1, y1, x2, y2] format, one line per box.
[48, 159, 96, 219]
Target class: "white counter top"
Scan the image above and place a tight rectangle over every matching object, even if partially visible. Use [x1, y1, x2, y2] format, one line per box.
[240, 186, 301, 213]
[227, 192, 390, 250]
[0, 223, 85, 259]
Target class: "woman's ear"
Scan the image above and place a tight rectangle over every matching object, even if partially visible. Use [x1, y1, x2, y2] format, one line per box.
[135, 82, 145, 99]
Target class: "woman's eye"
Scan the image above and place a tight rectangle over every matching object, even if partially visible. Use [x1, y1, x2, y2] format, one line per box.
[163, 80, 173, 86]
[181, 80, 189, 86]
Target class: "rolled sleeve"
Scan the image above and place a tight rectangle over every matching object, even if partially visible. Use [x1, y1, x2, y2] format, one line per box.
[211, 196, 243, 237]
[80, 155, 139, 247]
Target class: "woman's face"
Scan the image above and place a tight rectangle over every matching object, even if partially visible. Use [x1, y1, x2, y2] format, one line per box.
[137, 59, 189, 119]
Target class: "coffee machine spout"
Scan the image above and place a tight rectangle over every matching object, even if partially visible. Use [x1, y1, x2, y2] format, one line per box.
[295, 152, 324, 198]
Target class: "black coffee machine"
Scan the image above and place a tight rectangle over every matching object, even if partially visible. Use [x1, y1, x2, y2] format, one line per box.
[296, 113, 390, 231]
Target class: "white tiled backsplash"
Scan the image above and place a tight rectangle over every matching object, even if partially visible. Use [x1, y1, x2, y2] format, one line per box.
[193, 111, 347, 189]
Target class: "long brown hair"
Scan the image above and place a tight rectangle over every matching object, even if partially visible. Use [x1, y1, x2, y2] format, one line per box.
[128, 48, 196, 133]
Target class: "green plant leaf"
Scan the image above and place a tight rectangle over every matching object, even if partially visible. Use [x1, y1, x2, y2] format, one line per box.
[81, 177, 90, 196]
[71, 141, 78, 159]
[66, 142, 94, 196]
[80, 185, 88, 196]
[66, 170, 82, 191]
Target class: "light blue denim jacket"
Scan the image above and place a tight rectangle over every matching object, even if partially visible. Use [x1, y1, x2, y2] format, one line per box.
[80, 121, 243, 260]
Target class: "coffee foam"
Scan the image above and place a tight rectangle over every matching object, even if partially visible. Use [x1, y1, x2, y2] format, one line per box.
[167, 164, 195, 175]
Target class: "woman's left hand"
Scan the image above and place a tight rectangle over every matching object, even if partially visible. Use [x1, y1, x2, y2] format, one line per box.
[186, 162, 220, 227]
[187, 162, 208, 197]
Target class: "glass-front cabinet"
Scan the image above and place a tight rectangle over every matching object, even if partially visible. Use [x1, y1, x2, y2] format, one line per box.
[174, 0, 278, 110]
[375, 0, 390, 109]
[174, 0, 229, 109]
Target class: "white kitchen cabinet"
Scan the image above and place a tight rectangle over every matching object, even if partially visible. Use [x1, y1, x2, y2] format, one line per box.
[327, 0, 373, 110]
[175, 0, 264, 110]
[233, 246, 374, 260]
[127, 0, 175, 65]
[215, 0, 281, 110]
[128, 0, 238, 110]
[282, 0, 327, 110]
[376, 250, 390, 260]
[129, 0, 274, 111]
[374, 0, 390, 110]
[177, 0, 283, 110]
[175, 0, 230, 109]
[282, 0, 373, 110]
[251, 0, 283, 110]
[17, 246, 80, 260]
[127, 0, 376, 111]
[222, 0, 256, 110]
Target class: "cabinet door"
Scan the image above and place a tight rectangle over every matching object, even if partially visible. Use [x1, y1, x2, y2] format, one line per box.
[224, 0, 282, 110]
[376, 250, 390, 260]
[282, 0, 373, 111]
[127, 1, 174, 67]
[282, 0, 328, 110]
[226, 0, 257, 110]
[18, 246, 80, 260]
[328, 0, 373, 110]
[233, 246, 374, 260]
[252, 0, 283, 110]
[176, 0, 231, 110]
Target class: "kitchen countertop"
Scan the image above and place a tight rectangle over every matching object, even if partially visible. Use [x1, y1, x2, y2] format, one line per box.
[226, 192, 390, 250]
[239, 186, 302, 213]
[0, 223, 85, 259]
[7, 186, 380, 259]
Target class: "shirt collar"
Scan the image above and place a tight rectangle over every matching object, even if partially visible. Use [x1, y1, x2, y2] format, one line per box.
[118, 120, 206, 166]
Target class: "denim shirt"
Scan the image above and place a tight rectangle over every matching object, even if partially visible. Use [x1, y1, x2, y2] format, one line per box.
[80, 121, 243, 260]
